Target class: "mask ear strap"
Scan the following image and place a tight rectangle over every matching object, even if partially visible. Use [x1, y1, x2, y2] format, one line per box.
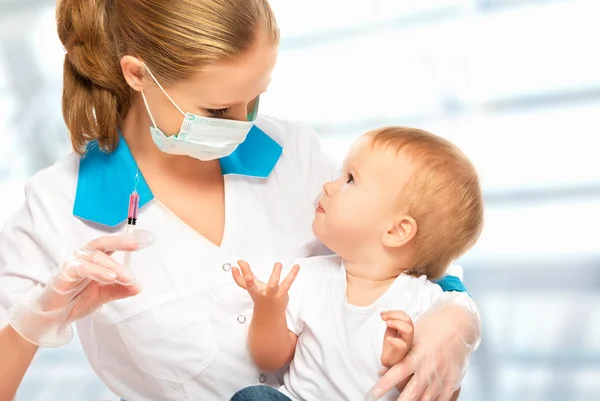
[140, 91, 159, 129]
[143, 64, 186, 117]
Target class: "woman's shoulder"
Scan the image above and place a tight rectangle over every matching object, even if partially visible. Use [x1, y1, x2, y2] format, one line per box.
[8, 152, 82, 240]
[0, 153, 82, 297]
[256, 115, 340, 202]
[255, 114, 334, 162]
[255, 114, 318, 145]
[24, 152, 80, 203]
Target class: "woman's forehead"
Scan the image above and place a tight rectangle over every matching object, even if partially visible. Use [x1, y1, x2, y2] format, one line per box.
[174, 35, 278, 107]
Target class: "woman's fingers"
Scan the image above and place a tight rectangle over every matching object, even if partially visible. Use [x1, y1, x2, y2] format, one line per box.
[100, 282, 142, 304]
[419, 389, 438, 401]
[73, 248, 136, 285]
[365, 357, 415, 401]
[86, 230, 155, 254]
[73, 261, 121, 285]
[52, 259, 116, 296]
[55, 230, 156, 289]
[397, 374, 427, 401]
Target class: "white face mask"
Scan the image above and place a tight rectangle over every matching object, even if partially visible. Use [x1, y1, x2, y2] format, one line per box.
[140, 64, 258, 161]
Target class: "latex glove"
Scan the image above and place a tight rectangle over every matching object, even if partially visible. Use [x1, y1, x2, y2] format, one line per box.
[7, 230, 154, 347]
[366, 293, 481, 401]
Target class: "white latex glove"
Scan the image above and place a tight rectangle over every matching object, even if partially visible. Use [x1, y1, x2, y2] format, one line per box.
[7, 230, 154, 347]
[365, 293, 481, 401]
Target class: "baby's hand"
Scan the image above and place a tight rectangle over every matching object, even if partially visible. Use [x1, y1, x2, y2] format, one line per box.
[232, 260, 300, 313]
[380, 310, 414, 369]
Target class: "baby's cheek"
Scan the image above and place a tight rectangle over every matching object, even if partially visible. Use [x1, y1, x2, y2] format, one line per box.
[328, 209, 348, 230]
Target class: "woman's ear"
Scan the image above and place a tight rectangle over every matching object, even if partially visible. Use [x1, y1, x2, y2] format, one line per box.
[381, 215, 417, 249]
[120, 55, 146, 92]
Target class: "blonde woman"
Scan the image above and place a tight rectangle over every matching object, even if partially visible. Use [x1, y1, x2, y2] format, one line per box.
[0, 1, 480, 400]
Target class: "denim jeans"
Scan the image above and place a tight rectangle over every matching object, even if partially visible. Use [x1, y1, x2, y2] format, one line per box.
[230, 385, 293, 401]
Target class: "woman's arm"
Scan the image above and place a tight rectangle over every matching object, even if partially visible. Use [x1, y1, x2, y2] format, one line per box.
[0, 176, 155, 400]
[0, 325, 38, 401]
[0, 231, 152, 399]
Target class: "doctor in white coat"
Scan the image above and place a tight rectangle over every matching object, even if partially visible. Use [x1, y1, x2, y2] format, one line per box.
[0, 0, 481, 400]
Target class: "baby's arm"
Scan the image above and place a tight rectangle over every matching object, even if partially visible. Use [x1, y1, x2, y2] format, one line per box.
[232, 261, 299, 372]
[249, 301, 298, 371]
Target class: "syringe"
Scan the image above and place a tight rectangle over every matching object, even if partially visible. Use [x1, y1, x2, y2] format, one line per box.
[123, 190, 140, 270]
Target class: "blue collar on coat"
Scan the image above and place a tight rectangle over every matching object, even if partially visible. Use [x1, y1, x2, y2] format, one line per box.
[73, 125, 282, 227]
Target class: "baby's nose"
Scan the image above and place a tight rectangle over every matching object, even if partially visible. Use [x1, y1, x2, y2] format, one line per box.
[322, 180, 335, 195]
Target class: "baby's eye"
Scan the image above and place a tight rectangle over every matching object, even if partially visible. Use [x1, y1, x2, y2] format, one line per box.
[345, 173, 354, 184]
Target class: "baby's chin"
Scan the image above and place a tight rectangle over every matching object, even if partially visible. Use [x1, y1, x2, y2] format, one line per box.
[311, 218, 332, 247]
[311, 217, 323, 240]
[311, 221, 344, 256]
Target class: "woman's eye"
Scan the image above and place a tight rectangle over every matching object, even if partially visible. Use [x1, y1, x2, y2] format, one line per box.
[206, 108, 230, 117]
[345, 173, 354, 184]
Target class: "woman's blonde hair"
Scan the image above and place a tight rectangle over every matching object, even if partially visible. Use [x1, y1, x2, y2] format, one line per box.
[56, 0, 279, 154]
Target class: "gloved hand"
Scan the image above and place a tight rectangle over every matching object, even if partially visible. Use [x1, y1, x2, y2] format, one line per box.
[365, 293, 481, 401]
[7, 230, 154, 347]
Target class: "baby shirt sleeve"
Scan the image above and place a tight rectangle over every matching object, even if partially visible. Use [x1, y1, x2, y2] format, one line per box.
[284, 259, 314, 336]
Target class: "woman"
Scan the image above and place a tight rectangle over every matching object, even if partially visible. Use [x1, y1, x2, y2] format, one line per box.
[0, 0, 481, 400]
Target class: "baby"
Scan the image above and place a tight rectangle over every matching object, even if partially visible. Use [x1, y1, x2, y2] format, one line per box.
[230, 127, 484, 400]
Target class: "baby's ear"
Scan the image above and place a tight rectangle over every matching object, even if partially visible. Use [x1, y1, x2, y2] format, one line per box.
[381, 215, 417, 249]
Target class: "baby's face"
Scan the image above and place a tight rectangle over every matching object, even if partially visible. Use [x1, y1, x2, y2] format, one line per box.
[312, 136, 413, 257]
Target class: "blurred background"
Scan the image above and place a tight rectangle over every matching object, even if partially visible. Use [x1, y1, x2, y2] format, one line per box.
[1, 0, 599, 400]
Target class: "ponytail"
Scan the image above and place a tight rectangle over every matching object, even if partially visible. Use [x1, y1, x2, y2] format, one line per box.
[56, 0, 132, 154]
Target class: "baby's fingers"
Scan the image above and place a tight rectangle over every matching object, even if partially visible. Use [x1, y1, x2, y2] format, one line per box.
[266, 263, 283, 295]
[231, 267, 247, 290]
[279, 264, 300, 293]
[385, 336, 409, 352]
[381, 337, 410, 369]
[238, 260, 258, 293]
[380, 310, 412, 324]
[385, 319, 414, 340]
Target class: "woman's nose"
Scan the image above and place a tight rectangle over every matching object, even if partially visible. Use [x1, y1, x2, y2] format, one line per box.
[228, 105, 250, 122]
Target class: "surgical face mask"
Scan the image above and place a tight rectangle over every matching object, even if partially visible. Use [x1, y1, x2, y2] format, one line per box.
[140, 64, 258, 161]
